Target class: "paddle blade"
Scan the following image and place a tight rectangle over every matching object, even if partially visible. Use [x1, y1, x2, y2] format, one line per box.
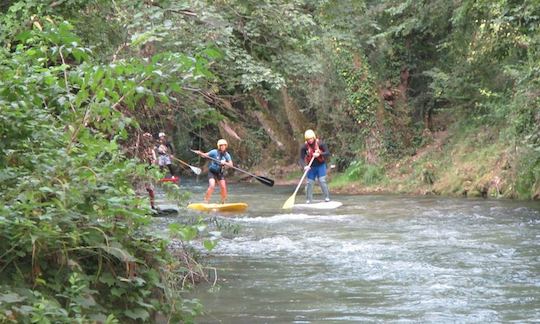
[282, 194, 296, 209]
[255, 176, 274, 187]
[190, 166, 202, 175]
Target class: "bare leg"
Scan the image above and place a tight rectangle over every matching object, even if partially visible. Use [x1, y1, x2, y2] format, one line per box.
[167, 163, 174, 177]
[219, 179, 227, 204]
[205, 178, 216, 202]
[146, 187, 156, 209]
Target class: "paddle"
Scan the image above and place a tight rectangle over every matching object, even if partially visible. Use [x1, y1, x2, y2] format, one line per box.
[282, 156, 316, 209]
[171, 156, 202, 175]
[190, 149, 274, 187]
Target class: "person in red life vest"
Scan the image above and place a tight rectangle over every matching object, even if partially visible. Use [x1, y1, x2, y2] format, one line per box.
[193, 139, 233, 204]
[300, 129, 331, 203]
[142, 132, 157, 210]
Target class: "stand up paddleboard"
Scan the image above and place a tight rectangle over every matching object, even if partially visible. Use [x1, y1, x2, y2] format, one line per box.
[293, 201, 343, 210]
[159, 176, 179, 184]
[187, 202, 248, 212]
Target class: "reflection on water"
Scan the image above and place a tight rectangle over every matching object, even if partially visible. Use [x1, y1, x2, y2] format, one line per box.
[155, 180, 540, 323]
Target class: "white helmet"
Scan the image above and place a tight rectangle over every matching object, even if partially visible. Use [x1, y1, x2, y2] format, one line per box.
[217, 139, 228, 148]
[304, 129, 316, 140]
[158, 132, 166, 138]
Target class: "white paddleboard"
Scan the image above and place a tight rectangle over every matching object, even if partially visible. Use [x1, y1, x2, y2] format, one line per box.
[293, 201, 343, 209]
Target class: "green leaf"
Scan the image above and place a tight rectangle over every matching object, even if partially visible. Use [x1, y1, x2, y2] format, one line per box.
[124, 308, 150, 321]
[15, 31, 32, 42]
[0, 292, 27, 303]
[203, 239, 217, 251]
[111, 287, 124, 297]
[170, 82, 181, 92]
[74, 295, 97, 308]
[105, 314, 119, 324]
[144, 269, 160, 286]
[204, 47, 222, 59]
[75, 89, 89, 107]
[92, 68, 105, 90]
[99, 243, 137, 262]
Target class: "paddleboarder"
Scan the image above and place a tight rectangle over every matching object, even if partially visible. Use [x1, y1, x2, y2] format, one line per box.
[157, 132, 175, 178]
[300, 129, 331, 203]
[193, 139, 233, 204]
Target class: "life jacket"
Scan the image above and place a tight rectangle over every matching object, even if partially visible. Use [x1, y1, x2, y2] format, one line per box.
[209, 151, 227, 174]
[305, 139, 325, 164]
[157, 144, 169, 155]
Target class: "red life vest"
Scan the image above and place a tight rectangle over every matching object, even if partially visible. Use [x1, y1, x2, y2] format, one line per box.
[305, 139, 325, 164]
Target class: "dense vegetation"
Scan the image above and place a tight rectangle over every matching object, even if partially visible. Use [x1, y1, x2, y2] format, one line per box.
[1, 0, 538, 322]
[0, 1, 216, 322]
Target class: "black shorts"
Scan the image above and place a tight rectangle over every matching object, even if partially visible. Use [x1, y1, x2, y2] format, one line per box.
[208, 169, 225, 181]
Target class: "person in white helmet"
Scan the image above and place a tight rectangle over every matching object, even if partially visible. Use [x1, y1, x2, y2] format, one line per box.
[157, 132, 175, 177]
[300, 129, 331, 203]
[193, 139, 233, 204]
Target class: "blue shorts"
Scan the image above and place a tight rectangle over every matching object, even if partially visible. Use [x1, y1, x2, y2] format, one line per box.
[307, 163, 327, 181]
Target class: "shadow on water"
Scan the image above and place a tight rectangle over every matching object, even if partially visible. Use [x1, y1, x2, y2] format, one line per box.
[152, 178, 540, 323]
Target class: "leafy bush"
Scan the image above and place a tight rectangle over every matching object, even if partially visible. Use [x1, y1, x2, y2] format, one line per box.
[346, 160, 385, 185]
[0, 19, 212, 323]
[515, 148, 540, 199]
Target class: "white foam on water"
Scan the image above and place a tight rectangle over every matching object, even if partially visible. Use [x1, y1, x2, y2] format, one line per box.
[213, 235, 300, 255]
[235, 213, 350, 224]
[189, 193, 540, 322]
[214, 230, 404, 276]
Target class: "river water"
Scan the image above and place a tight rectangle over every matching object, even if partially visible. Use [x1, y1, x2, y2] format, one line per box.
[154, 180, 540, 323]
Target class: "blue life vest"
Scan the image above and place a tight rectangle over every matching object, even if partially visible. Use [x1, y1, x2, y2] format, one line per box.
[208, 149, 231, 174]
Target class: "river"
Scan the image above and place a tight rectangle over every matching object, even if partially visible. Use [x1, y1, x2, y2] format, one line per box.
[153, 180, 540, 323]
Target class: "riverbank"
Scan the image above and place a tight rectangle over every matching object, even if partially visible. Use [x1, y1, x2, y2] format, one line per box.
[242, 130, 539, 201]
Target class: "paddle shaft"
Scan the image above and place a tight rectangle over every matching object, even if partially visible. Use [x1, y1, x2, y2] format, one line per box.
[291, 156, 316, 198]
[171, 156, 201, 174]
[191, 149, 274, 186]
[281, 156, 316, 209]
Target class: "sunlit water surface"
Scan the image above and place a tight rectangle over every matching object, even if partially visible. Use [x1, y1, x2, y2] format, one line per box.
[153, 180, 540, 323]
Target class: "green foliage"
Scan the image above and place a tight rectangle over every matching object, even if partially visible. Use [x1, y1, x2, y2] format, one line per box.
[0, 17, 216, 322]
[208, 0, 318, 80]
[345, 160, 385, 185]
[74, 0, 318, 153]
[515, 149, 540, 199]
[333, 47, 379, 134]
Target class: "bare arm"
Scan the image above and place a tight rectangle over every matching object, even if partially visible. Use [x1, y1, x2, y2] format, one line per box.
[221, 159, 233, 168]
[150, 149, 157, 164]
[193, 149, 209, 158]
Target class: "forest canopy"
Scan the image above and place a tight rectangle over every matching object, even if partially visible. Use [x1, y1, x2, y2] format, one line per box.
[0, 0, 539, 322]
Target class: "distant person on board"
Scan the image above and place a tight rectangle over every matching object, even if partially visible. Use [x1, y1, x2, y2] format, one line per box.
[300, 129, 331, 203]
[142, 132, 157, 210]
[193, 139, 233, 204]
[157, 132, 175, 177]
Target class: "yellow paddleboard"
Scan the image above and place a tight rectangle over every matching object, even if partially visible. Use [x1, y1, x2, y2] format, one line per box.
[187, 202, 248, 212]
